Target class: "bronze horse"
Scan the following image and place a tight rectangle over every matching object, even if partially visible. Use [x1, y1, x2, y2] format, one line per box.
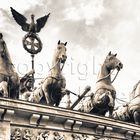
[28, 40, 67, 106]
[0, 33, 19, 98]
[113, 81, 140, 125]
[79, 52, 123, 116]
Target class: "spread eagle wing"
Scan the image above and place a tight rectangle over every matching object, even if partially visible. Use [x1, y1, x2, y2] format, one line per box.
[36, 13, 50, 32]
[10, 7, 29, 32]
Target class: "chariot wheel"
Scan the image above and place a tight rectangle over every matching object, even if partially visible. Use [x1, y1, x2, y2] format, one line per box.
[23, 33, 42, 54]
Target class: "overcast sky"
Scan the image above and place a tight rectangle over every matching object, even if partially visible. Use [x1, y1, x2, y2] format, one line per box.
[0, 0, 140, 107]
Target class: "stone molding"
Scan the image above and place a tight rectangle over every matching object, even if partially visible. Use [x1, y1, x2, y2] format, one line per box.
[0, 97, 139, 139]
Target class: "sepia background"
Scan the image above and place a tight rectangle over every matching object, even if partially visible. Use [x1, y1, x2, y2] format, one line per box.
[0, 0, 140, 107]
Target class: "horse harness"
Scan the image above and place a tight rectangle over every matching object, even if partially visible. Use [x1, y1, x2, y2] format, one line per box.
[92, 88, 116, 105]
[96, 69, 120, 84]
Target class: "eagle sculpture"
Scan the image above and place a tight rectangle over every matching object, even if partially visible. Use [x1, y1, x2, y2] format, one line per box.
[10, 7, 50, 34]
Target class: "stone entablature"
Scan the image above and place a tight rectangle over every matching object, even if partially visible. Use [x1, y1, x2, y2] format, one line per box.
[0, 97, 140, 140]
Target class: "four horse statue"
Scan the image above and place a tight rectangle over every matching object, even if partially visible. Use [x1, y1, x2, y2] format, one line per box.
[1, 31, 140, 125]
[27, 40, 68, 106]
[79, 52, 123, 116]
[113, 81, 140, 125]
[0, 33, 19, 98]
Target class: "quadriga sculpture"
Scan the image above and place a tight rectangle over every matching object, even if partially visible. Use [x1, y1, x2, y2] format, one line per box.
[26, 40, 67, 106]
[0, 33, 19, 98]
[79, 52, 123, 116]
[113, 81, 140, 125]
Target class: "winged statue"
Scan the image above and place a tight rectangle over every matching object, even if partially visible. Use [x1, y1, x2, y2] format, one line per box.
[10, 7, 50, 34]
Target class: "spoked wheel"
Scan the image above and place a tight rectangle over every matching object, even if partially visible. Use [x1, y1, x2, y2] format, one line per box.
[23, 33, 42, 54]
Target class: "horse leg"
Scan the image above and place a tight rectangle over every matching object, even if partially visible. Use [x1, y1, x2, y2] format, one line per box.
[106, 91, 115, 107]
[94, 93, 104, 104]
[0, 75, 9, 97]
[133, 111, 140, 125]
[3, 81, 8, 97]
[109, 107, 114, 117]
[99, 94, 110, 106]
[10, 85, 19, 99]
[15, 85, 19, 99]
[92, 93, 109, 115]
[10, 74, 20, 99]
[42, 88, 52, 105]
[42, 79, 55, 105]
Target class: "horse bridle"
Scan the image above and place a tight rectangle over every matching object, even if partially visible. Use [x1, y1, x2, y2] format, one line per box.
[49, 58, 65, 71]
[96, 69, 120, 83]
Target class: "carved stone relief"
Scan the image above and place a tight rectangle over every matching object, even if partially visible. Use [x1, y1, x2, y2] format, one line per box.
[11, 127, 97, 140]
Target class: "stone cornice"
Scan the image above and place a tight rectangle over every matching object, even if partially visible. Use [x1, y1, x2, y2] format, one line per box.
[0, 97, 140, 139]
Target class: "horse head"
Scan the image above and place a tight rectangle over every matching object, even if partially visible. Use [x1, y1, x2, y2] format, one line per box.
[105, 51, 123, 71]
[55, 40, 67, 64]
